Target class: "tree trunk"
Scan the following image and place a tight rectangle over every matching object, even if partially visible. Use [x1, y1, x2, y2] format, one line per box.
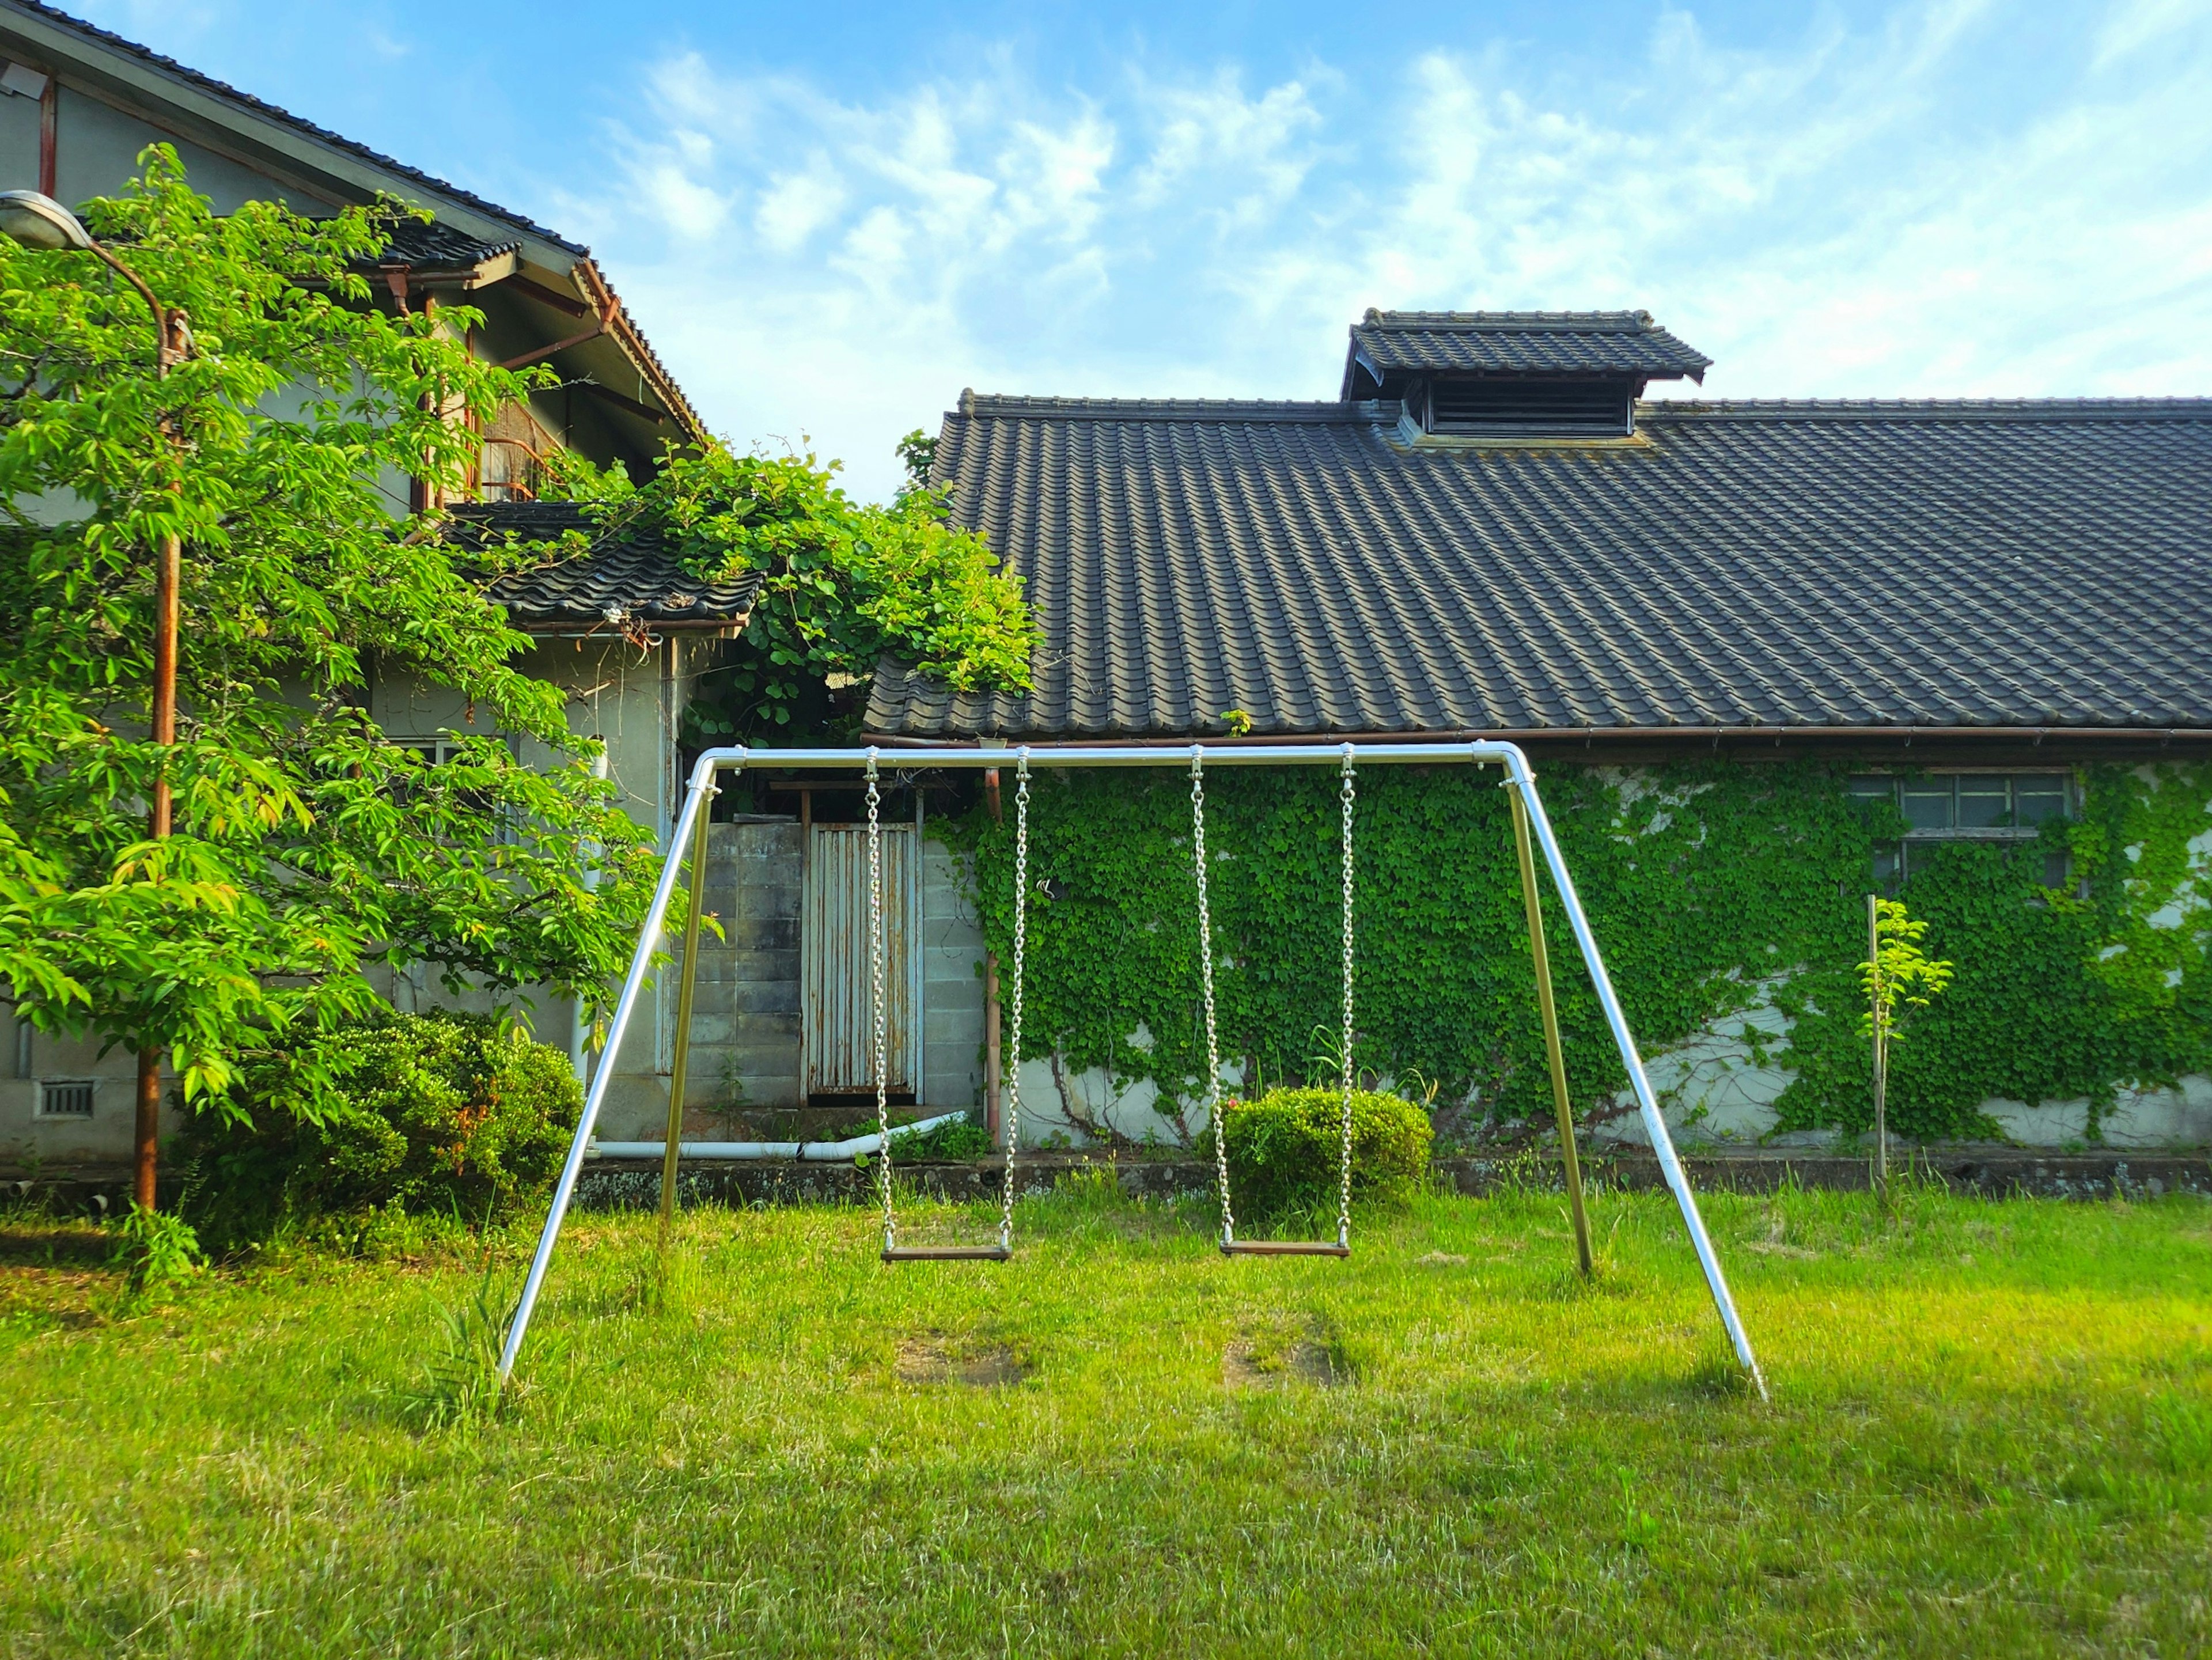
[1869, 893, 1888, 1207]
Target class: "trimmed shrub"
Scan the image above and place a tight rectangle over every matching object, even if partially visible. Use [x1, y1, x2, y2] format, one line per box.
[1220, 1087, 1433, 1222]
[179, 1011, 579, 1250]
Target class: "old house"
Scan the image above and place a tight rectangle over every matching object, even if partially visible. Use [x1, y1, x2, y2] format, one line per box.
[0, 0, 751, 1161]
[677, 308, 2212, 1153]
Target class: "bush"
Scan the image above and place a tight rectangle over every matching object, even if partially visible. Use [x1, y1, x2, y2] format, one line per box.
[179, 1012, 580, 1251]
[1220, 1087, 1433, 1222]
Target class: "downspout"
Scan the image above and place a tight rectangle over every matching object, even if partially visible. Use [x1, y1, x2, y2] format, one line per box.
[37, 71, 56, 198]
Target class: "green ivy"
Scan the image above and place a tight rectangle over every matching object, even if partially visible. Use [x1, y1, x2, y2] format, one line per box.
[950, 761, 2212, 1143]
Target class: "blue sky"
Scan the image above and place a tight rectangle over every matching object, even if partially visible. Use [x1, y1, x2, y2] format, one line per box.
[68, 0, 2212, 499]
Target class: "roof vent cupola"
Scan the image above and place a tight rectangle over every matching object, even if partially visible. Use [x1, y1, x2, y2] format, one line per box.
[1343, 309, 1710, 441]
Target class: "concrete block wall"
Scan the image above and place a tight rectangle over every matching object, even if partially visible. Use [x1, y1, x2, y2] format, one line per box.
[922, 842, 987, 1111]
[675, 818, 805, 1119]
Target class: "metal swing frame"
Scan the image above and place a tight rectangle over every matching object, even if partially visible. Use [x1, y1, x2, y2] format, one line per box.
[497, 741, 1768, 1402]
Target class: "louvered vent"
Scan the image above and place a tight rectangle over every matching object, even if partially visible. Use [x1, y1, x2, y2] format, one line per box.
[1428, 377, 1633, 437]
[37, 1079, 93, 1119]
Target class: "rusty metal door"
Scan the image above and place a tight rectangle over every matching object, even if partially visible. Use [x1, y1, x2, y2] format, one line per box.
[802, 823, 922, 1097]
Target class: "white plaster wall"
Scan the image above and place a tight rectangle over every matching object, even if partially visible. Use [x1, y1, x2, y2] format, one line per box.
[48, 84, 334, 215]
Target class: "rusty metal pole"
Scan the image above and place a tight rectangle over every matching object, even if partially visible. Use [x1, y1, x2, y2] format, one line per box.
[656, 784, 717, 1244]
[1509, 786, 1593, 1278]
[131, 304, 188, 1215]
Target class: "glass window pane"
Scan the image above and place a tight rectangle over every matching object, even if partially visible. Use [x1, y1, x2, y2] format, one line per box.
[1957, 775, 2011, 828]
[2014, 777, 2069, 825]
[1847, 776, 1896, 802]
[1902, 781, 1955, 831]
[2042, 848, 2070, 888]
[1873, 844, 1902, 889]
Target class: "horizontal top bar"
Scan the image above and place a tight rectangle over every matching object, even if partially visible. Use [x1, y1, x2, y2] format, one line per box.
[699, 741, 1530, 771]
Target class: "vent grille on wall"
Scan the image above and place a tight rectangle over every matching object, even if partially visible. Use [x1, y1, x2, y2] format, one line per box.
[1429, 377, 1633, 437]
[37, 1079, 94, 1119]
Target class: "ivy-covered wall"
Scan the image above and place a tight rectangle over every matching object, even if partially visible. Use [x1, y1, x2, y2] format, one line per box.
[951, 761, 2212, 1147]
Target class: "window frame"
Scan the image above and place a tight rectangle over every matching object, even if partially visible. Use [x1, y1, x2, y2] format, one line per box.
[1850, 769, 2076, 889]
[35, 1078, 96, 1120]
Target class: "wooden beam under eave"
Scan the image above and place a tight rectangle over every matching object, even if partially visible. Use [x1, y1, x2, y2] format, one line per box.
[577, 378, 671, 425]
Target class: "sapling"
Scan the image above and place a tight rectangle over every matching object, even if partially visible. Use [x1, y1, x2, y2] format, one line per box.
[1860, 897, 1954, 1204]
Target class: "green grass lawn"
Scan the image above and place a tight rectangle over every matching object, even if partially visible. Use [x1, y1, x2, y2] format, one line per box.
[2, 1174, 2209, 1657]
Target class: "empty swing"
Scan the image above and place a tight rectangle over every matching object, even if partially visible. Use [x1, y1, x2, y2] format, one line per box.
[869, 750, 1030, 1263]
[1195, 744, 1358, 1257]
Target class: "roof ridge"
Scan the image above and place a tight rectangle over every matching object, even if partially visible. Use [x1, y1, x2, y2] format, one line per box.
[1645, 396, 2212, 420]
[1362, 308, 1656, 333]
[957, 391, 1400, 423]
[4, 0, 586, 255]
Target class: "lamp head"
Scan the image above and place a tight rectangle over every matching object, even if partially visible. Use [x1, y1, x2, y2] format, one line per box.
[0, 190, 94, 251]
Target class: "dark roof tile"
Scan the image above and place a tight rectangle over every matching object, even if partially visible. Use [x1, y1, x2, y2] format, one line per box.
[1347, 308, 1713, 387]
[448, 503, 759, 632]
[868, 396, 2212, 737]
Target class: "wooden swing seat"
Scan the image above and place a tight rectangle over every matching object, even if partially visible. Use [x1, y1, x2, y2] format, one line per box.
[1221, 1240, 1350, 1257]
[881, 1245, 1013, 1262]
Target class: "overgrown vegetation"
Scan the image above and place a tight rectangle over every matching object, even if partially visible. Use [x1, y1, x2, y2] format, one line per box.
[548, 441, 1035, 746]
[0, 150, 659, 1118]
[175, 1011, 579, 1253]
[1, 1187, 2207, 1654]
[1221, 1086, 1432, 1221]
[888, 1109, 995, 1161]
[957, 761, 2212, 1143]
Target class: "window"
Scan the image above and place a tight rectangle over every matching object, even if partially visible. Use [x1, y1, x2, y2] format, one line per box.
[1425, 376, 1633, 438]
[37, 1079, 94, 1119]
[1851, 772, 2074, 888]
[391, 738, 471, 767]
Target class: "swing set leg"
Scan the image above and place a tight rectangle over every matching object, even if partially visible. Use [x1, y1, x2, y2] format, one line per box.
[1510, 787, 1594, 1279]
[657, 784, 716, 1252]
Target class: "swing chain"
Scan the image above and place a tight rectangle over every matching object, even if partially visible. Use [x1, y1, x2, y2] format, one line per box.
[866, 752, 893, 1253]
[1193, 751, 1233, 1246]
[999, 751, 1031, 1250]
[1338, 743, 1356, 1250]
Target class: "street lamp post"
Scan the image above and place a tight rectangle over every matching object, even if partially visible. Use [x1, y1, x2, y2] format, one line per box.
[1, 190, 190, 1214]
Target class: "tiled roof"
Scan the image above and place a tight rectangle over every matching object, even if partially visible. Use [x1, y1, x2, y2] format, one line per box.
[866, 395, 2212, 737]
[370, 218, 519, 271]
[450, 503, 760, 633]
[1346, 309, 1713, 390]
[2, 0, 585, 254]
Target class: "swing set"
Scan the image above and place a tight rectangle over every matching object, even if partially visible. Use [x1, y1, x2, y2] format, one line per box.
[498, 741, 1767, 1400]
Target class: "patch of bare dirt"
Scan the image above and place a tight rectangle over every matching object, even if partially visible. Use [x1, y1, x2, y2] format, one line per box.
[1224, 1318, 1349, 1389]
[895, 1333, 1030, 1388]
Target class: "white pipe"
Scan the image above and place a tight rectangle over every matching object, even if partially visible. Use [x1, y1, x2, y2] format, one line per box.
[590, 1111, 969, 1162]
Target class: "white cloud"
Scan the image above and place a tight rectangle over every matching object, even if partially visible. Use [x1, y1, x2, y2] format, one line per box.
[754, 154, 847, 253]
[2094, 0, 2212, 66]
[550, 1, 2212, 501]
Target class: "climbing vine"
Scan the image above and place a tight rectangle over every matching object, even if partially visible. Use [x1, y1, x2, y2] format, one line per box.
[950, 761, 2212, 1145]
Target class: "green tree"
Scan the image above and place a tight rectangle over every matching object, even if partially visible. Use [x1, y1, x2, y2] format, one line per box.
[634, 441, 1033, 744]
[1859, 896, 1954, 1199]
[0, 150, 661, 1154]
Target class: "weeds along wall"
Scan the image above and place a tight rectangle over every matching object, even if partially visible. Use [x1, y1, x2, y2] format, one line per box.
[950, 761, 2212, 1143]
